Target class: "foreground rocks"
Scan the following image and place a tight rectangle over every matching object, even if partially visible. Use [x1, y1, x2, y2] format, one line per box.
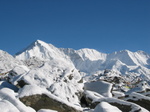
[20, 94, 82, 112]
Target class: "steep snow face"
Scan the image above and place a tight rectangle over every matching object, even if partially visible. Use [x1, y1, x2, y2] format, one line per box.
[76, 48, 107, 61]
[136, 50, 150, 66]
[101, 59, 129, 73]
[107, 50, 150, 66]
[0, 50, 23, 73]
[61, 48, 106, 61]
[60, 48, 106, 73]
[100, 50, 150, 77]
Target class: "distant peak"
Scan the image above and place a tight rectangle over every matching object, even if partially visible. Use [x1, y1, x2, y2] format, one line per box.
[119, 49, 130, 53]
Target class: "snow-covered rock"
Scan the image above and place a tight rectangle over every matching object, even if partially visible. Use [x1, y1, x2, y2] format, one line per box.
[14, 61, 83, 105]
[18, 85, 82, 112]
[84, 81, 113, 97]
[0, 100, 20, 112]
[93, 102, 122, 112]
[0, 88, 35, 112]
[112, 91, 125, 98]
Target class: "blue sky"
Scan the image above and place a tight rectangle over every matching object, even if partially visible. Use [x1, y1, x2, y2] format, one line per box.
[0, 0, 150, 55]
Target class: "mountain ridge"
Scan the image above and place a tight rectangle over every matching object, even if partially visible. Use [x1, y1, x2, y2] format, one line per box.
[14, 40, 150, 76]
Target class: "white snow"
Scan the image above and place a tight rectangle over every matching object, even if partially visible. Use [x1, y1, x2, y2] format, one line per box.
[18, 85, 47, 98]
[61, 48, 106, 73]
[0, 88, 36, 112]
[84, 81, 113, 97]
[0, 100, 20, 112]
[76, 48, 107, 61]
[0, 50, 23, 73]
[15, 40, 72, 66]
[13, 58, 84, 106]
[84, 90, 104, 102]
[93, 102, 122, 112]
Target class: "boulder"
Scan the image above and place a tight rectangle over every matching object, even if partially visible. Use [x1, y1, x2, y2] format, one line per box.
[20, 94, 82, 112]
[84, 81, 113, 97]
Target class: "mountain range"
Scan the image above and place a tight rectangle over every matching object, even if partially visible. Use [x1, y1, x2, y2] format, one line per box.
[0, 40, 150, 112]
[15, 40, 150, 79]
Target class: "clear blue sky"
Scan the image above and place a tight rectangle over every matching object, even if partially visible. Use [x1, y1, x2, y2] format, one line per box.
[0, 0, 150, 55]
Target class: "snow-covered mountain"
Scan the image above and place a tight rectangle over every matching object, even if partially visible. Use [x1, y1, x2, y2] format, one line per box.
[60, 48, 107, 73]
[106, 50, 150, 67]
[15, 40, 72, 65]
[0, 40, 150, 112]
[15, 40, 150, 79]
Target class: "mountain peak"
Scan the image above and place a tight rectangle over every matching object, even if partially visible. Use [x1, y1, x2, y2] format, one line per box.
[34, 40, 47, 46]
[34, 40, 53, 50]
[16, 40, 51, 55]
[15, 40, 70, 62]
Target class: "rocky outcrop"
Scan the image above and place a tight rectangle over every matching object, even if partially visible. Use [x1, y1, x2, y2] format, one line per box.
[20, 94, 82, 112]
